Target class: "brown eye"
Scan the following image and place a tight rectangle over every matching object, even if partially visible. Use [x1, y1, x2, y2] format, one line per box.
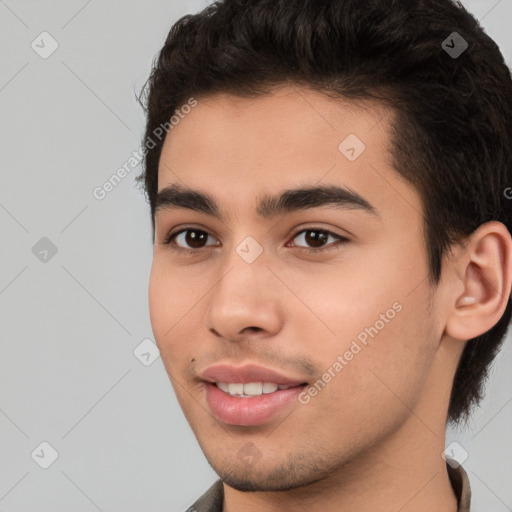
[290, 229, 348, 251]
[181, 229, 209, 249]
[303, 230, 329, 247]
[163, 226, 348, 256]
[165, 228, 218, 252]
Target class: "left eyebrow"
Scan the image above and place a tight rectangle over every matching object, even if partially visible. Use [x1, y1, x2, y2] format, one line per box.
[154, 183, 379, 222]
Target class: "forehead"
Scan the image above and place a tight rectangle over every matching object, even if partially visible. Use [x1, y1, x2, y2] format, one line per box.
[160, 85, 391, 171]
[157, 85, 421, 224]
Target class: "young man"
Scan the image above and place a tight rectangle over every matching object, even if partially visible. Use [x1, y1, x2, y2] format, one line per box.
[137, 0, 512, 510]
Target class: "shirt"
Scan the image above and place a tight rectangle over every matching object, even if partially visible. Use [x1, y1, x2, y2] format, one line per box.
[185, 462, 471, 512]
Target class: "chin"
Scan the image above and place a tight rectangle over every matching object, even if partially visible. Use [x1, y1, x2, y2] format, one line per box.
[211, 458, 333, 493]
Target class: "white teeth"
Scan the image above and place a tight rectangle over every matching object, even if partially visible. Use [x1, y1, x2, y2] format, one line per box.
[216, 382, 292, 397]
[243, 382, 263, 396]
[262, 382, 279, 394]
[228, 383, 244, 396]
[217, 382, 229, 393]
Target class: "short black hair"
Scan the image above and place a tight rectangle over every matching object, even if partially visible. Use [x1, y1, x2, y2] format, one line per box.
[137, 0, 512, 425]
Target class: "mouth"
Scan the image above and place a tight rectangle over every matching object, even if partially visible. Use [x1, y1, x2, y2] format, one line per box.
[199, 363, 309, 426]
[214, 381, 306, 397]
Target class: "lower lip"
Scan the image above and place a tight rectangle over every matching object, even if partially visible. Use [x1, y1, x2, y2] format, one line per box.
[204, 383, 306, 426]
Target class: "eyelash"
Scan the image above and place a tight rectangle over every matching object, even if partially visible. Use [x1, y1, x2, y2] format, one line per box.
[162, 227, 349, 255]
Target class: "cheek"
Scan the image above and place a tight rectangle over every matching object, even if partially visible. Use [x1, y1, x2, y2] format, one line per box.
[297, 303, 436, 450]
[148, 263, 168, 341]
[326, 291, 436, 424]
[148, 261, 187, 359]
[148, 257, 196, 332]
[148, 258, 211, 373]
[285, 251, 411, 348]
[294, 243, 435, 401]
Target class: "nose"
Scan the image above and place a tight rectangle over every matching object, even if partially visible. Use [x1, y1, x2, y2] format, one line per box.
[203, 247, 283, 343]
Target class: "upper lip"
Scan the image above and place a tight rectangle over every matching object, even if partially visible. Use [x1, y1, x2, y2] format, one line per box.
[199, 363, 308, 386]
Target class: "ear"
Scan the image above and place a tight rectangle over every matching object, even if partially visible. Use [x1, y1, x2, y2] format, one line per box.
[444, 221, 512, 341]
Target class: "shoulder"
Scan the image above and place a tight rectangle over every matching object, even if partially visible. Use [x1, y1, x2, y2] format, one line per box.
[185, 479, 224, 512]
[447, 462, 471, 512]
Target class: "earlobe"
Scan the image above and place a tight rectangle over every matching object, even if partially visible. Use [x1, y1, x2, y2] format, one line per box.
[445, 221, 512, 342]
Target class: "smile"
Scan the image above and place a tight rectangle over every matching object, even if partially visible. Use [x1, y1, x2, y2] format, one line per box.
[215, 382, 297, 397]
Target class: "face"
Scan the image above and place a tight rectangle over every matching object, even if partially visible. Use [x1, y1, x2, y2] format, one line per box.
[149, 85, 446, 492]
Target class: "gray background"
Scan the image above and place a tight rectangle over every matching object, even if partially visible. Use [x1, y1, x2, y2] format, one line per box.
[0, 1, 511, 511]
